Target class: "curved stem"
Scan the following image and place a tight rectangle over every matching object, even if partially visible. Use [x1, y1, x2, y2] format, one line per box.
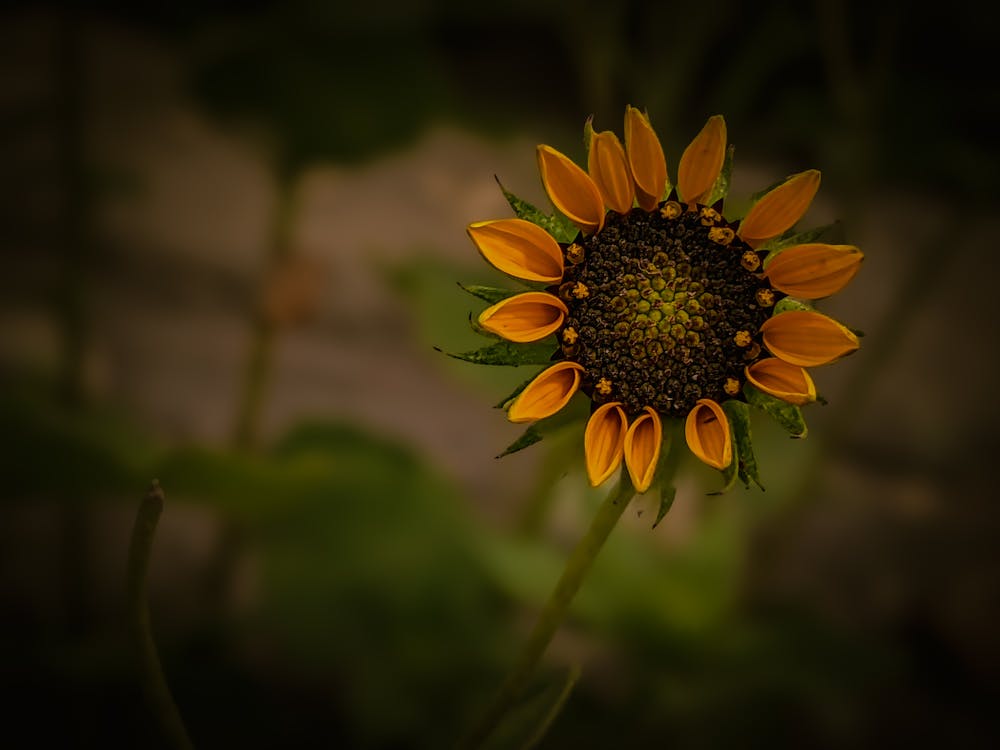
[459, 472, 635, 749]
[126, 481, 194, 750]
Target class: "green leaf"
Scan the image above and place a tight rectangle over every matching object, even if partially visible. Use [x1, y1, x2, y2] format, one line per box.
[704, 144, 735, 207]
[475, 665, 581, 750]
[519, 665, 581, 750]
[438, 341, 557, 367]
[743, 385, 808, 439]
[496, 178, 578, 244]
[457, 282, 517, 304]
[773, 296, 814, 315]
[497, 424, 543, 458]
[761, 222, 839, 257]
[722, 400, 763, 490]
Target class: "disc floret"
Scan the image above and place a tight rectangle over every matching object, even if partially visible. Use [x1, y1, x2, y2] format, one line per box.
[560, 204, 772, 418]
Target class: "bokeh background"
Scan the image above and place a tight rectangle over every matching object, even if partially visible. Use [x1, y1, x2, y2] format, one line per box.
[2, 1, 998, 747]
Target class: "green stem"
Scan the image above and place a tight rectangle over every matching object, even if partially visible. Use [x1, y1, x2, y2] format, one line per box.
[232, 170, 298, 451]
[459, 473, 635, 749]
[126, 481, 194, 750]
[55, 7, 89, 409]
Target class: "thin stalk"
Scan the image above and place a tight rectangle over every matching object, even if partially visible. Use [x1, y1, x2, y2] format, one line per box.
[55, 7, 89, 408]
[459, 472, 635, 749]
[232, 170, 298, 451]
[126, 481, 194, 750]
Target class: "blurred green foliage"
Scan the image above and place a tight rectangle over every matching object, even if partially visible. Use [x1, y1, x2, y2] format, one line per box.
[3, 375, 891, 748]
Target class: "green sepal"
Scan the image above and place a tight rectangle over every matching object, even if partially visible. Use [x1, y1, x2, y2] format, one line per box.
[661, 178, 675, 202]
[583, 116, 595, 152]
[494, 374, 535, 409]
[650, 426, 682, 528]
[497, 424, 543, 458]
[468, 313, 501, 340]
[496, 393, 589, 458]
[747, 175, 789, 205]
[743, 384, 808, 439]
[715, 450, 739, 495]
[761, 222, 840, 258]
[495, 178, 578, 244]
[438, 341, 557, 367]
[704, 144, 735, 207]
[773, 296, 814, 315]
[652, 485, 677, 529]
[457, 282, 517, 304]
[722, 400, 763, 490]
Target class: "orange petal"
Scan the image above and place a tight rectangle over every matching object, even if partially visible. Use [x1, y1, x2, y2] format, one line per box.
[624, 407, 662, 493]
[685, 399, 732, 470]
[677, 115, 727, 205]
[764, 243, 863, 299]
[467, 219, 564, 284]
[588, 128, 635, 215]
[624, 106, 668, 211]
[738, 170, 821, 245]
[745, 358, 817, 406]
[584, 402, 627, 487]
[536, 145, 605, 235]
[761, 310, 860, 367]
[507, 361, 584, 423]
[478, 292, 567, 343]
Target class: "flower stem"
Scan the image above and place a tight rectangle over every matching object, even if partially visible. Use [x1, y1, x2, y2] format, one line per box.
[459, 473, 635, 749]
[126, 480, 194, 750]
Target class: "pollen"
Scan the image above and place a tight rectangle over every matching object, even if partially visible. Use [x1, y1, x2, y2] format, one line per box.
[734, 330, 752, 347]
[708, 226, 735, 245]
[572, 282, 590, 299]
[699, 207, 722, 226]
[595, 377, 613, 396]
[741, 250, 762, 272]
[756, 288, 775, 307]
[659, 201, 682, 219]
[562, 326, 579, 344]
[724, 377, 740, 396]
[566, 243, 585, 265]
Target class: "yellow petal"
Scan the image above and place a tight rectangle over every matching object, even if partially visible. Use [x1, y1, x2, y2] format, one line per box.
[738, 170, 821, 246]
[745, 358, 817, 406]
[584, 402, 627, 487]
[677, 115, 727, 205]
[507, 361, 584, 423]
[624, 106, 668, 211]
[478, 292, 567, 343]
[761, 310, 860, 367]
[536, 145, 605, 235]
[588, 127, 634, 215]
[624, 407, 662, 493]
[685, 399, 732, 470]
[764, 243, 863, 299]
[467, 219, 564, 284]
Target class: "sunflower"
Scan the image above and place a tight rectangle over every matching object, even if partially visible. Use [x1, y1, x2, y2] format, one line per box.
[460, 107, 861, 494]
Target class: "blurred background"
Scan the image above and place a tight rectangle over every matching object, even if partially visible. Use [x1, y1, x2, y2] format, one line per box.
[2, 0, 998, 747]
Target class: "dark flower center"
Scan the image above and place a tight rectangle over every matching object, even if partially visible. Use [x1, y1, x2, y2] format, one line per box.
[558, 202, 775, 417]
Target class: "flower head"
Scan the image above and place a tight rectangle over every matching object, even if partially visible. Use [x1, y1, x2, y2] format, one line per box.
[456, 109, 862, 495]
